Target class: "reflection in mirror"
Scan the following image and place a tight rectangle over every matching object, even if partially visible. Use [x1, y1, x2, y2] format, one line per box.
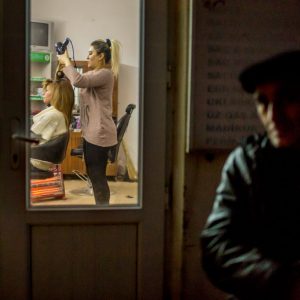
[29, 0, 140, 208]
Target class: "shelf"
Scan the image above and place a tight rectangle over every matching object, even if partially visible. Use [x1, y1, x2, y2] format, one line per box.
[30, 51, 51, 63]
[31, 77, 46, 82]
[30, 95, 43, 101]
[30, 51, 51, 117]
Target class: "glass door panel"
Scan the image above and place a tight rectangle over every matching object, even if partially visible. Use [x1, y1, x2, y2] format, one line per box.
[28, 0, 141, 209]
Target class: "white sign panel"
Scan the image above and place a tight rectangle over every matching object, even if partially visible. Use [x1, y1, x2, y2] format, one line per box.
[188, 0, 300, 150]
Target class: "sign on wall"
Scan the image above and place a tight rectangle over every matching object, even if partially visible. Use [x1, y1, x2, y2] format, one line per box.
[188, 0, 300, 150]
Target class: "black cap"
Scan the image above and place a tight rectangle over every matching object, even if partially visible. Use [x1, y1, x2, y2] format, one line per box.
[239, 50, 300, 93]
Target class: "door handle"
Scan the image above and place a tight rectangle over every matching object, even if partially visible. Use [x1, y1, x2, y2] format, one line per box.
[12, 134, 39, 144]
[10, 118, 39, 169]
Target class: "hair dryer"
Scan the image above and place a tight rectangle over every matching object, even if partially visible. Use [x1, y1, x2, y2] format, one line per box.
[55, 38, 70, 55]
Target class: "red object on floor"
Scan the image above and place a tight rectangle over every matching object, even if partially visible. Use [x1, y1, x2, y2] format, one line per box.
[31, 165, 66, 202]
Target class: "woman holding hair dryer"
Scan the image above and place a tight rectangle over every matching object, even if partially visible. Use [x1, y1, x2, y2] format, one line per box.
[57, 38, 120, 206]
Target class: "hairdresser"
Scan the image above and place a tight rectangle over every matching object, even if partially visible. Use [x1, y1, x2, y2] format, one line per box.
[57, 38, 120, 206]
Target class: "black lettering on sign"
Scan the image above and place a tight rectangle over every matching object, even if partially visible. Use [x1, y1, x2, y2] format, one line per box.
[206, 111, 221, 118]
[206, 98, 227, 105]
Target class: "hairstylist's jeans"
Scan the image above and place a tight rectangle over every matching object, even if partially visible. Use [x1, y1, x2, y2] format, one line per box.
[83, 139, 111, 205]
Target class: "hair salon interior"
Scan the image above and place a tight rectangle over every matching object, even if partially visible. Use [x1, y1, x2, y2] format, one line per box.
[28, 0, 140, 207]
[1, 0, 299, 299]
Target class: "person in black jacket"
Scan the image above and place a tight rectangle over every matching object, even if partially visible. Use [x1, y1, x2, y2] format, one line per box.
[200, 51, 300, 300]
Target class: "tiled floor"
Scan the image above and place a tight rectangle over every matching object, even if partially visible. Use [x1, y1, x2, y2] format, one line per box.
[32, 178, 138, 207]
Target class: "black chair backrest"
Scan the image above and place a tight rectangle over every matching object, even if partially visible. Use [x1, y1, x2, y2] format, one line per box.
[108, 104, 136, 163]
[31, 131, 70, 164]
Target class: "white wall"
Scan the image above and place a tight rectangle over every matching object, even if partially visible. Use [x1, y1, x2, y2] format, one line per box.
[31, 0, 140, 66]
[31, 0, 140, 171]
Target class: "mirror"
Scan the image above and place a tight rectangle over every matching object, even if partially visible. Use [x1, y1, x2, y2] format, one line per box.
[28, 0, 141, 208]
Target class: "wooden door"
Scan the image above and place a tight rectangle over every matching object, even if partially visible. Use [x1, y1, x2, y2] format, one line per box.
[0, 0, 167, 299]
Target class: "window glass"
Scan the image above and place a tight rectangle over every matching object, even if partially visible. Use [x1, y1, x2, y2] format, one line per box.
[28, 0, 141, 209]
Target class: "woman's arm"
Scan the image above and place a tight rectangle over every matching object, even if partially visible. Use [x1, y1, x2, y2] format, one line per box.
[62, 65, 113, 88]
[57, 50, 113, 88]
[57, 50, 72, 67]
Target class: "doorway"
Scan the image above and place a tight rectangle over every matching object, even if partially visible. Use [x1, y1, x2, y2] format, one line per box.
[0, 0, 167, 299]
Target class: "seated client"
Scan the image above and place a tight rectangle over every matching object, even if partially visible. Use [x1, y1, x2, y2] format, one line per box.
[30, 78, 74, 173]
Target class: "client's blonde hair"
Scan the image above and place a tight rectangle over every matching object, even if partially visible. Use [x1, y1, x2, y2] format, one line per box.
[42, 79, 74, 126]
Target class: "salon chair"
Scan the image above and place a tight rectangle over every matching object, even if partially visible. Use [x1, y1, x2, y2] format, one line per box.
[70, 104, 136, 189]
[30, 131, 69, 202]
[31, 132, 69, 168]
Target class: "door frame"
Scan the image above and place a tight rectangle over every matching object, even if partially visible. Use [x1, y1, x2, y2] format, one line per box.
[0, 0, 167, 299]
